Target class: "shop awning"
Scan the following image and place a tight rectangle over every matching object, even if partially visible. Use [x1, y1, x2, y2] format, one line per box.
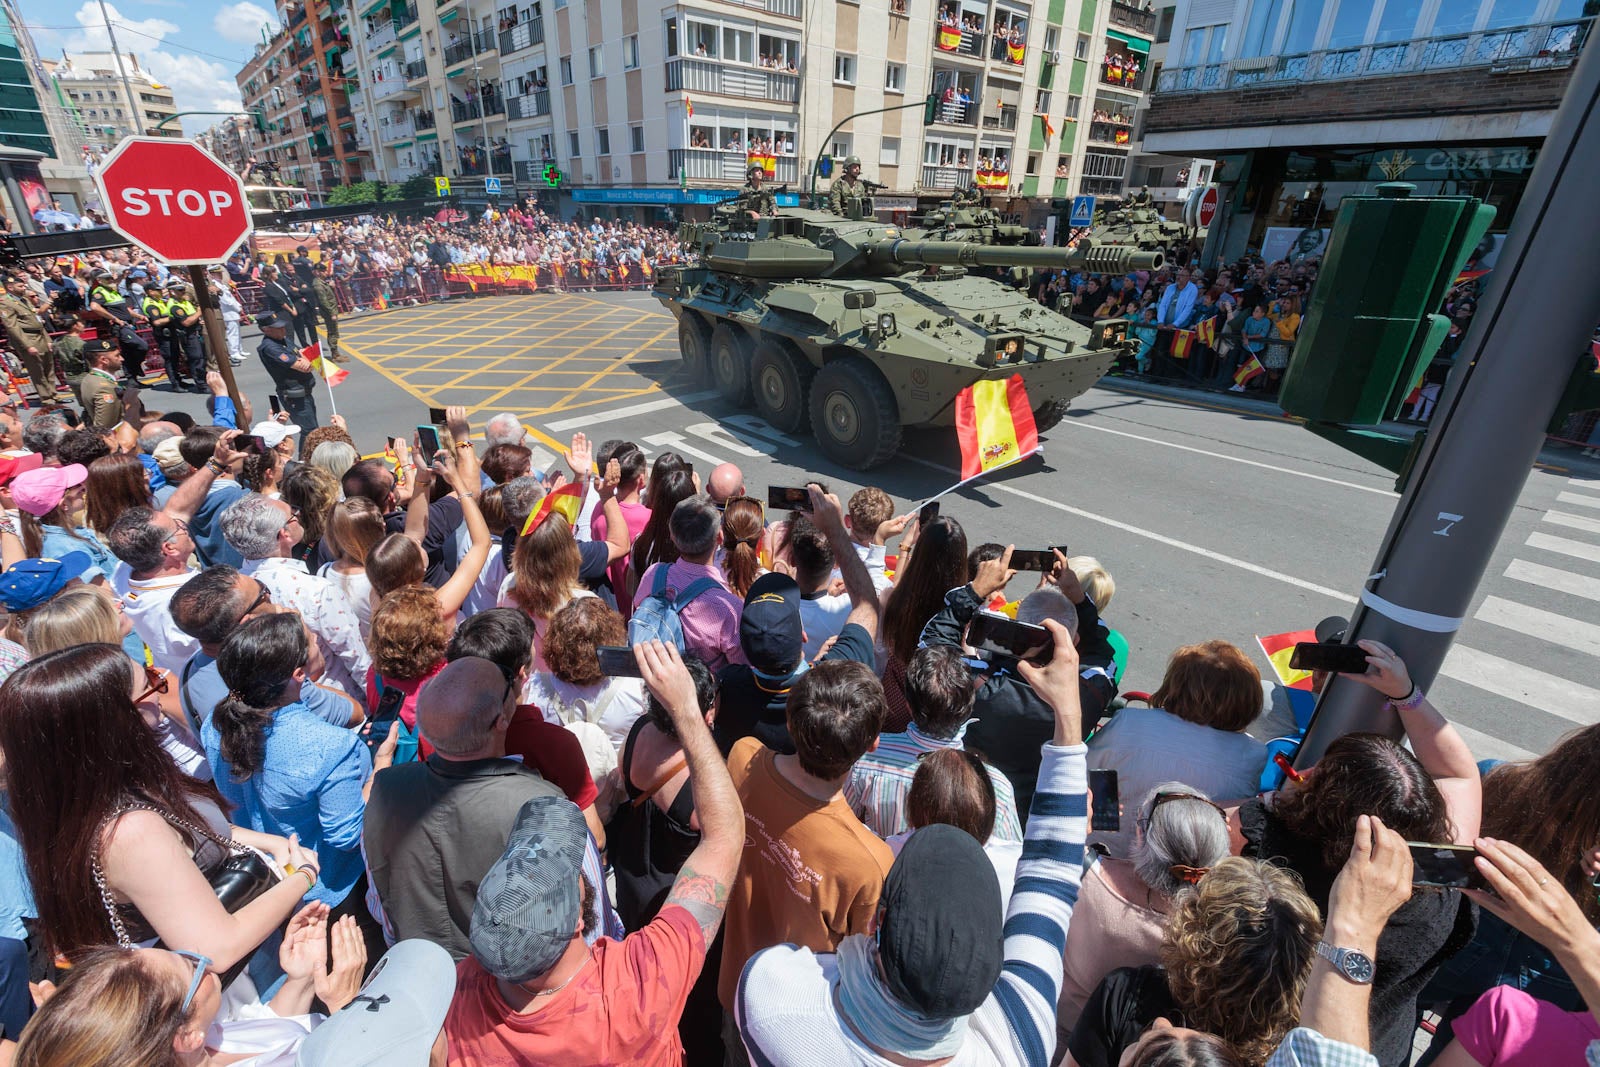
[1106, 29, 1150, 53]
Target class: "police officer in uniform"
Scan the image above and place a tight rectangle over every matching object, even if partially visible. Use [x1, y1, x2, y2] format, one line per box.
[87, 269, 149, 381]
[140, 283, 187, 392]
[165, 280, 208, 391]
[289, 247, 319, 349]
[256, 311, 319, 429]
[827, 155, 867, 215]
[740, 163, 777, 217]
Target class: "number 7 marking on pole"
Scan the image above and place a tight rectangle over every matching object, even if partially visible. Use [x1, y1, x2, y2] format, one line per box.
[1434, 512, 1463, 536]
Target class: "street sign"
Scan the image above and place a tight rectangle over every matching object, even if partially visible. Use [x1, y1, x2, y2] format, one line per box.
[1069, 195, 1096, 228]
[93, 137, 252, 265]
[1198, 186, 1220, 229]
[484, 177, 502, 194]
[435, 177, 452, 196]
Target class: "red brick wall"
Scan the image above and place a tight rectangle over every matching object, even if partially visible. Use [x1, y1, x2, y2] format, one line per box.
[1145, 65, 1572, 134]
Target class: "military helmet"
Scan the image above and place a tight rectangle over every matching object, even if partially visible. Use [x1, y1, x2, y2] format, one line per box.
[747, 163, 765, 177]
[844, 155, 862, 167]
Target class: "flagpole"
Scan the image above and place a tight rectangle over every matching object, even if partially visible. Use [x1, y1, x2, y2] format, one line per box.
[913, 447, 1042, 511]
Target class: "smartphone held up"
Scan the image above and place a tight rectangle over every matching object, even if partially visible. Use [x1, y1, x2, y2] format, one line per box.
[1288, 641, 1371, 676]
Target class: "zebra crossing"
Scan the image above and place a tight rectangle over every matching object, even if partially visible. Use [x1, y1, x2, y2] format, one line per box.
[1437, 476, 1600, 760]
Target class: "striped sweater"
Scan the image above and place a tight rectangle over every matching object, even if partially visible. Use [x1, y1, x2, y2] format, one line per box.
[736, 742, 1088, 1067]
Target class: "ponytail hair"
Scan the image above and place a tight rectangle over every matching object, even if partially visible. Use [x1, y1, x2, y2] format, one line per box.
[213, 613, 308, 779]
[720, 496, 765, 599]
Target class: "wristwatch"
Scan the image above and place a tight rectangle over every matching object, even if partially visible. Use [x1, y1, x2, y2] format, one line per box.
[1315, 942, 1375, 984]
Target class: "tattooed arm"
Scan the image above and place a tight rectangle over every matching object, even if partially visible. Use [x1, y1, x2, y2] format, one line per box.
[639, 640, 745, 944]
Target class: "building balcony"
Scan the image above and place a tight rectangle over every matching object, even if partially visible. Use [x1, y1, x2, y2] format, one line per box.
[990, 35, 1026, 65]
[404, 58, 427, 80]
[1108, 1, 1156, 36]
[396, 3, 419, 29]
[1080, 176, 1125, 196]
[459, 148, 514, 176]
[982, 104, 1018, 132]
[1156, 17, 1588, 94]
[444, 32, 496, 67]
[933, 25, 985, 59]
[664, 57, 799, 103]
[498, 18, 545, 55]
[712, 0, 801, 17]
[930, 98, 978, 126]
[415, 109, 436, 129]
[1087, 120, 1133, 146]
[516, 158, 554, 183]
[1099, 63, 1149, 91]
[669, 147, 799, 183]
[371, 73, 415, 101]
[506, 89, 550, 120]
[365, 21, 397, 52]
[379, 117, 415, 142]
[921, 164, 972, 190]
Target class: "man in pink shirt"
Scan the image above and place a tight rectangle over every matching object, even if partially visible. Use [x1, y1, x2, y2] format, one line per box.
[636, 494, 747, 671]
[590, 444, 650, 614]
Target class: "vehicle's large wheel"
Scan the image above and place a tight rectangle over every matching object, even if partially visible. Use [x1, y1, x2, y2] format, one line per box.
[809, 357, 901, 469]
[710, 324, 754, 407]
[751, 338, 815, 434]
[677, 314, 712, 383]
[1033, 397, 1070, 432]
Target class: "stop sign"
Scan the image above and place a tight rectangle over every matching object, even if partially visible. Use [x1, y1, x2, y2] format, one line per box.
[1197, 186, 1220, 230]
[94, 137, 253, 265]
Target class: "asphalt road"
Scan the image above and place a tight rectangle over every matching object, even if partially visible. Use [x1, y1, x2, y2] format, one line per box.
[146, 289, 1598, 763]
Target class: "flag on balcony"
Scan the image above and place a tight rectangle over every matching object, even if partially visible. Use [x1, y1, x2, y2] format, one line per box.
[1113, 128, 1130, 145]
[684, 96, 693, 118]
[746, 152, 776, 176]
[954, 374, 1040, 481]
[1170, 328, 1195, 359]
[1006, 41, 1025, 64]
[937, 25, 962, 50]
[1041, 115, 1055, 139]
[975, 168, 1008, 189]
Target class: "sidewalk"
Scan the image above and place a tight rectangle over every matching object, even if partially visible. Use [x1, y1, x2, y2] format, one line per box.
[1096, 372, 1600, 477]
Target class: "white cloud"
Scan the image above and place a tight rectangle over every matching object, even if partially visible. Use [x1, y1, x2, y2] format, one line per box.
[214, 2, 278, 46]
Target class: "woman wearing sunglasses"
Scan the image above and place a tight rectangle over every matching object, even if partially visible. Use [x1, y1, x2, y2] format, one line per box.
[12, 901, 366, 1066]
[0, 645, 321, 974]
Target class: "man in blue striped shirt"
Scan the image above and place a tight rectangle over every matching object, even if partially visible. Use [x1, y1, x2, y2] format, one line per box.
[735, 618, 1086, 1067]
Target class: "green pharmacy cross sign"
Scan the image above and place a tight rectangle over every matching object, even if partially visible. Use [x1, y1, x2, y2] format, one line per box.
[542, 164, 564, 188]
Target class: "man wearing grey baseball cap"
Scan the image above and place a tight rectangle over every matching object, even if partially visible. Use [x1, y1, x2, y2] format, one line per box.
[444, 640, 744, 1064]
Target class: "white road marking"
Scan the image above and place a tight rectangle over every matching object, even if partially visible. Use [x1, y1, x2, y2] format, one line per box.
[724, 414, 803, 447]
[1439, 644, 1600, 726]
[1504, 558, 1600, 603]
[899, 453, 1357, 603]
[1048, 419, 1396, 496]
[1542, 509, 1600, 536]
[641, 431, 727, 467]
[1449, 721, 1535, 763]
[1526, 531, 1600, 564]
[1475, 596, 1600, 657]
[547, 391, 718, 431]
[1556, 491, 1600, 510]
[684, 421, 767, 458]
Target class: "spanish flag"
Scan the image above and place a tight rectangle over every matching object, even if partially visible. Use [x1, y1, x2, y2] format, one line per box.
[303, 342, 348, 387]
[1235, 354, 1266, 387]
[1006, 41, 1025, 63]
[684, 96, 693, 118]
[521, 480, 584, 536]
[373, 292, 388, 311]
[1195, 315, 1219, 349]
[953, 374, 1040, 481]
[1170, 328, 1195, 359]
[937, 25, 962, 50]
[1257, 630, 1317, 690]
[1041, 114, 1055, 140]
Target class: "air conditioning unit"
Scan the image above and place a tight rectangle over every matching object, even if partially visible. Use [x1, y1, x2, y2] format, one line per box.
[1050, 49, 1062, 64]
[1228, 55, 1275, 72]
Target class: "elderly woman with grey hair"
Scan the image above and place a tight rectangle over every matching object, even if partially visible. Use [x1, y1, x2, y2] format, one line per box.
[1054, 782, 1231, 1037]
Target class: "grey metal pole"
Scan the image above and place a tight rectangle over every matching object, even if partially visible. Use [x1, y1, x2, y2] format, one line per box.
[97, 0, 145, 136]
[1297, 28, 1600, 764]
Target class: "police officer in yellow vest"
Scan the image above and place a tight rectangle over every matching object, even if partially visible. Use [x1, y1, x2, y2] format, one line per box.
[88, 269, 151, 381]
[165, 279, 208, 392]
[140, 285, 186, 393]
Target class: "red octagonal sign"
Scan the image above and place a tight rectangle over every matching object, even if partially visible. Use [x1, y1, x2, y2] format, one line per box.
[94, 137, 253, 266]
[1197, 186, 1220, 230]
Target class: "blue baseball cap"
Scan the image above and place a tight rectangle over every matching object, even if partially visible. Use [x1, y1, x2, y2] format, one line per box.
[0, 552, 91, 611]
[740, 571, 805, 676]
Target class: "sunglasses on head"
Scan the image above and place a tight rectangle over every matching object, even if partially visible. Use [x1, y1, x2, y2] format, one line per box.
[172, 949, 212, 1014]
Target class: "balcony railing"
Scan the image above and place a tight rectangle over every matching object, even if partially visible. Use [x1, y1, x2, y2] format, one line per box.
[669, 148, 799, 183]
[933, 25, 985, 58]
[991, 35, 1026, 65]
[1080, 176, 1125, 196]
[1099, 63, 1149, 91]
[444, 38, 475, 65]
[499, 18, 545, 54]
[921, 164, 971, 190]
[1157, 17, 1590, 93]
[1087, 120, 1133, 146]
[516, 159, 554, 182]
[506, 89, 551, 119]
[415, 109, 437, 129]
[452, 97, 503, 122]
[372, 74, 411, 101]
[378, 118, 415, 142]
[930, 97, 977, 126]
[482, 95, 505, 116]
[459, 149, 514, 176]
[1108, 1, 1156, 36]
[664, 57, 799, 103]
[405, 58, 428, 79]
[712, 0, 801, 17]
[365, 21, 397, 51]
[396, 3, 419, 28]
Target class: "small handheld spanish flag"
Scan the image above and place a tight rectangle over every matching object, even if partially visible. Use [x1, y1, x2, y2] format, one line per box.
[1170, 329, 1195, 360]
[1234, 353, 1266, 387]
[1257, 630, 1318, 690]
[1195, 315, 1219, 349]
[521, 481, 584, 536]
[953, 374, 1041, 481]
[302, 342, 348, 387]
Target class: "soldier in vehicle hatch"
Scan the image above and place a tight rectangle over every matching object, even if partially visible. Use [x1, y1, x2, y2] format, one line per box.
[741, 163, 777, 217]
[827, 155, 867, 216]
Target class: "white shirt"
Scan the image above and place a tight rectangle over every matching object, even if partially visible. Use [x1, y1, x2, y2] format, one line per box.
[851, 540, 894, 594]
[457, 532, 506, 618]
[111, 563, 200, 675]
[523, 671, 646, 754]
[316, 562, 374, 641]
[798, 591, 851, 662]
[242, 556, 370, 704]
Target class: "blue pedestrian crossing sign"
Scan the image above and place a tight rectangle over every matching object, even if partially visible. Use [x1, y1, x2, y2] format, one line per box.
[1069, 195, 1096, 228]
[484, 177, 502, 195]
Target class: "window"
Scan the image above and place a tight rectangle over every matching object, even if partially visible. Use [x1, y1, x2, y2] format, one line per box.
[1035, 89, 1050, 112]
[1065, 94, 1082, 119]
[758, 34, 799, 70]
[665, 18, 679, 56]
[1156, 7, 1175, 43]
[881, 136, 900, 164]
[630, 124, 645, 152]
[588, 45, 603, 77]
[1074, 35, 1088, 58]
[885, 62, 905, 92]
[559, 55, 573, 83]
[832, 136, 852, 158]
[624, 34, 640, 69]
[568, 130, 580, 156]
[723, 27, 753, 63]
[597, 127, 611, 154]
[1043, 27, 1059, 53]
[553, 0, 566, 10]
[1026, 153, 1038, 175]
[834, 52, 856, 83]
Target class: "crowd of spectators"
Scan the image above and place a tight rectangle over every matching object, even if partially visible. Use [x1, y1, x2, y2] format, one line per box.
[0, 334, 1588, 1067]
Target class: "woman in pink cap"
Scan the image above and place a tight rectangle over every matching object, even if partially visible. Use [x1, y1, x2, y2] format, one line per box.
[11, 463, 117, 582]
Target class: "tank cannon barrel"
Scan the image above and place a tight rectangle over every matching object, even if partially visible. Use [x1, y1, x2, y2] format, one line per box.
[864, 238, 1162, 274]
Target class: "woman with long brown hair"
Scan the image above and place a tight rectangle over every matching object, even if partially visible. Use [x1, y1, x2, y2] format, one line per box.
[880, 513, 968, 732]
[280, 464, 340, 567]
[500, 512, 592, 672]
[626, 466, 696, 596]
[0, 645, 318, 971]
[719, 495, 766, 599]
[83, 453, 151, 536]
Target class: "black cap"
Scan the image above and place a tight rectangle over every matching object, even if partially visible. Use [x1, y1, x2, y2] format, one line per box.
[1315, 615, 1349, 644]
[255, 310, 291, 329]
[878, 825, 1004, 1018]
[739, 572, 804, 676]
[83, 337, 119, 356]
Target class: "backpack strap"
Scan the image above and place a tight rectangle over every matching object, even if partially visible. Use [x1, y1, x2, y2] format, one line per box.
[671, 577, 722, 612]
[650, 564, 672, 598]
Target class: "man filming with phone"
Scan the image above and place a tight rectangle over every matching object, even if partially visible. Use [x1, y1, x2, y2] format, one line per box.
[920, 546, 1117, 822]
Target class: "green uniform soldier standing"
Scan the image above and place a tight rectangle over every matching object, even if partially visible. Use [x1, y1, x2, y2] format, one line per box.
[0, 272, 57, 400]
[53, 317, 88, 402]
[741, 164, 777, 218]
[311, 261, 345, 362]
[78, 337, 127, 429]
[827, 155, 867, 216]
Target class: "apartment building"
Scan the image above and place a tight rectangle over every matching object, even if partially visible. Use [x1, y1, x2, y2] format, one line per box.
[237, 0, 370, 196]
[1119, 0, 1211, 216]
[43, 52, 180, 145]
[1143, 0, 1589, 262]
[198, 114, 255, 172]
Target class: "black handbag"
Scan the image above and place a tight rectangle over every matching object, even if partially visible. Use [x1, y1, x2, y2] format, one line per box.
[92, 803, 282, 984]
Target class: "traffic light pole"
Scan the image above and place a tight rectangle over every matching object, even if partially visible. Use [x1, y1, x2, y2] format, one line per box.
[808, 95, 938, 208]
[1296, 39, 1600, 763]
[188, 264, 245, 414]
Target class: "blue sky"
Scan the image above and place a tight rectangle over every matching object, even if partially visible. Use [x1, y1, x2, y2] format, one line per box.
[17, 0, 283, 134]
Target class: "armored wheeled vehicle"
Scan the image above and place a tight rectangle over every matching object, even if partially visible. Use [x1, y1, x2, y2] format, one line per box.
[653, 197, 1162, 469]
[1091, 190, 1193, 253]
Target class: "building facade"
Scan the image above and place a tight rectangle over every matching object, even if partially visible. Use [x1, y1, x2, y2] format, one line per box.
[324, 0, 1152, 222]
[1143, 0, 1590, 262]
[237, 0, 370, 196]
[197, 113, 254, 173]
[43, 52, 181, 146]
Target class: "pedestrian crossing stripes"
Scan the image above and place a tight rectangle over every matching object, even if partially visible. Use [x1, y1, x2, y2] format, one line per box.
[1503, 558, 1600, 603]
[1556, 490, 1600, 509]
